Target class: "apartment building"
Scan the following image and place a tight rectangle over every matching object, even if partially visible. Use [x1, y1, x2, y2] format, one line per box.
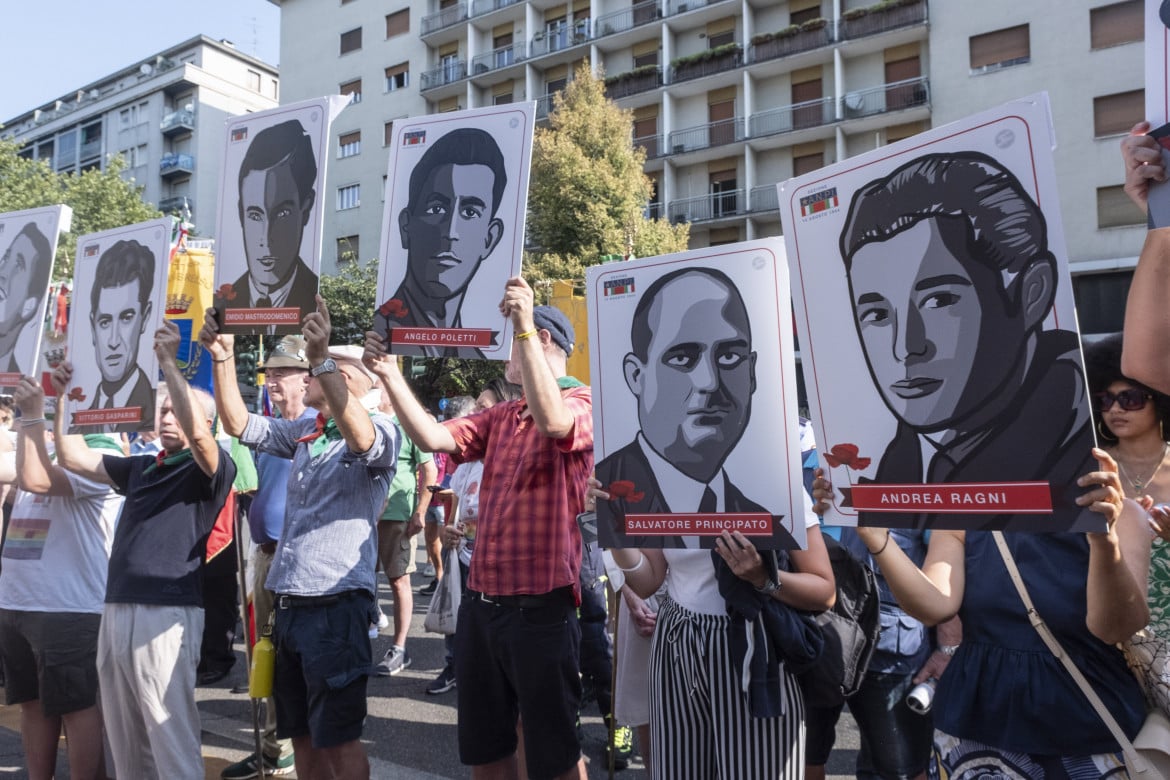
[0, 36, 279, 234]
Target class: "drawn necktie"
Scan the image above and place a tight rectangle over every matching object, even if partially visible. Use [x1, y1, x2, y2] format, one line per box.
[699, 486, 717, 514]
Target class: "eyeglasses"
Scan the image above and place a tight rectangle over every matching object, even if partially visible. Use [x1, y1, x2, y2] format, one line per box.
[1095, 388, 1152, 412]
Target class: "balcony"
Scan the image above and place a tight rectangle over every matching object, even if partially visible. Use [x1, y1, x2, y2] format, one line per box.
[748, 21, 834, 64]
[421, 2, 468, 36]
[470, 42, 528, 75]
[749, 96, 835, 137]
[604, 66, 662, 99]
[669, 190, 744, 223]
[595, 1, 660, 37]
[535, 93, 556, 119]
[644, 201, 662, 220]
[670, 44, 741, 84]
[79, 139, 102, 162]
[841, 76, 930, 119]
[530, 22, 591, 57]
[749, 184, 779, 213]
[159, 153, 194, 178]
[420, 61, 468, 91]
[158, 195, 192, 214]
[160, 109, 195, 136]
[666, 0, 729, 15]
[668, 117, 744, 154]
[633, 133, 661, 159]
[471, 0, 521, 14]
[839, 0, 927, 41]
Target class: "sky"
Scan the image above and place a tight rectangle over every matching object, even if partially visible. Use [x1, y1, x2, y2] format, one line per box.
[0, 0, 281, 122]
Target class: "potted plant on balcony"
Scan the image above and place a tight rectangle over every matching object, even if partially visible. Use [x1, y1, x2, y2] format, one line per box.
[604, 63, 660, 88]
[670, 41, 741, 71]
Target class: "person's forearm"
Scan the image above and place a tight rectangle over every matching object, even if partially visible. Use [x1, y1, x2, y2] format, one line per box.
[210, 352, 249, 436]
[514, 336, 573, 438]
[868, 536, 960, 626]
[1123, 228, 1170, 394]
[611, 548, 666, 599]
[376, 366, 457, 453]
[318, 372, 375, 452]
[53, 397, 106, 480]
[1086, 501, 1150, 643]
[414, 462, 436, 513]
[161, 360, 212, 450]
[16, 422, 56, 493]
[935, 615, 962, 648]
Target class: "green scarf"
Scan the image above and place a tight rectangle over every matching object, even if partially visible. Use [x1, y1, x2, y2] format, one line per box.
[144, 448, 194, 474]
[557, 376, 586, 389]
[82, 434, 124, 454]
[296, 414, 343, 459]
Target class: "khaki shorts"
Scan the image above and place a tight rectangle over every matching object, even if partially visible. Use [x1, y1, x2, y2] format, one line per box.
[378, 520, 417, 579]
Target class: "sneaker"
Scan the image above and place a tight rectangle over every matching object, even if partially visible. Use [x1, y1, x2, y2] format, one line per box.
[426, 664, 457, 695]
[221, 751, 295, 779]
[374, 646, 411, 676]
[419, 578, 439, 596]
[605, 720, 633, 771]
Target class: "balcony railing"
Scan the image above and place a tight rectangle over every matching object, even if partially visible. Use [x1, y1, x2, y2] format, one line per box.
[158, 195, 191, 214]
[666, 0, 728, 16]
[749, 184, 779, 213]
[633, 133, 661, 159]
[670, 45, 742, 83]
[471, 0, 521, 15]
[604, 67, 662, 99]
[79, 139, 102, 161]
[420, 61, 468, 91]
[839, 0, 927, 41]
[748, 23, 834, 64]
[470, 42, 528, 75]
[160, 109, 195, 136]
[595, 0, 660, 37]
[667, 117, 744, 154]
[644, 201, 662, 220]
[159, 153, 194, 176]
[668, 190, 743, 223]
[535, 93, 556, 119]
[841, 76, 930, 119]
[530, 22, 591, 57]
[749, 96, 835, 137]
[421, 2, 468, 36]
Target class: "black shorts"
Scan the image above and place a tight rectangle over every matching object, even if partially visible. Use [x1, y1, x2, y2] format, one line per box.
[804, 701, 845, 766]
[0, 609, 101, 716]
[455, 589, 582, 780]
[271, 590, 374, 749]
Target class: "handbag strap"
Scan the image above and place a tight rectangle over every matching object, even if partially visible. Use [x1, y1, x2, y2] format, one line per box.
[990, 531, 1147, 772]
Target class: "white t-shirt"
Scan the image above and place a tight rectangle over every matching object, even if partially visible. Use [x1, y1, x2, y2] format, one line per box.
[0, 472, 124, 614]
[664, 491, 821, 616]
[449, 461, 483, 567]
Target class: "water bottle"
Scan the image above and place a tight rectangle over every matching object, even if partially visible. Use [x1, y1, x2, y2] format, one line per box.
[249, 633, 275, 699]
[906, 677, 936, 714]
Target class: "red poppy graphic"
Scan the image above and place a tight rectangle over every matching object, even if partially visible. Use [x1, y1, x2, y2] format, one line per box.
[605, 480, 645, 503]
[378, 298, 410, 319]
[823, 443, 871, 471]
[217, 283, 237, 302]
[67, 387, 86, 402]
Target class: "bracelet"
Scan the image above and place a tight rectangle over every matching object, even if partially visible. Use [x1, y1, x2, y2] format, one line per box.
[938, 644, 960, 657]
[19, 418, 45, 427]
[212, 354, 233, 363]
[868, 529, 891, 556]
[617, 554, 647, 573]
[514, 329, 538, 341]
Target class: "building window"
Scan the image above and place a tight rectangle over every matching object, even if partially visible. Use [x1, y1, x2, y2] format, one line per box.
[710, 170, 737, 217]
[337, 235, 360, 263]
[339, 130, 361, 158]
[1073, 270, 1133, 335]
[1097, 184, 1143, 228]
[546, 77, 568, 95]
[271, 79, 279, 99]
[793, 151, 824, 177]
[384, 121, 395, 146]
[709, 227, 739, 246]
[1094, 90, 1144, 137]
[386, 63, 409, 92]
[340, 78, 362, 104]
[494, 92, 514, 105]
[633, 48, 659, 68]
[120, 108, 133, 127]
[1090, 1, 1142, 50]
[247, 69, 261, 92]
[337, 183, 361, 210]
[790, 5, 821, 26]
[969, 24, 1030, 72]
[340, 27, 363, 55]
[386, 9, 409, 38]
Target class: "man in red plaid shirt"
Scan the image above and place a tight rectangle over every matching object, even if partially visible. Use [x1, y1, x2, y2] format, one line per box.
[365, 276, 592, 780]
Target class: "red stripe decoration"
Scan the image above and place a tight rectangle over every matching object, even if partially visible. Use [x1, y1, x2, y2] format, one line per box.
[848, 481, 1053, 514]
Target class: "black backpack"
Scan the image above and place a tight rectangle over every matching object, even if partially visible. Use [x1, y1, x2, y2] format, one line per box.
[797, 534, 881, 709]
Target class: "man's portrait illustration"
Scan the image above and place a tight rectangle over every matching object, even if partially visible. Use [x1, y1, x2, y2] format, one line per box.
[229, 119, 320, 317]
[596, 266, 779, 548]
[374, 127, 507, 358]
[0, 222, 53, 376]
[839, 151, 1095, 531]
[87, 239, 156, 432]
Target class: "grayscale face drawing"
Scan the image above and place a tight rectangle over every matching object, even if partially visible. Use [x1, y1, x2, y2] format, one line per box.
[623, 268, 757, 483]
[0, 222, 52, 369]
[90, 240, 154, 388]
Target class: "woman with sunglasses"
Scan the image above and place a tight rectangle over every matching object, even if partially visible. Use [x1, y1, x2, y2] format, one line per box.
[1085, 333, 1170, 639]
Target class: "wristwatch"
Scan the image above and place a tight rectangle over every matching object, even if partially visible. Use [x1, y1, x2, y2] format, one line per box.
[938, 644, 960, 656]
[755, 576, 781, 596]
[310, 358, 338, 377]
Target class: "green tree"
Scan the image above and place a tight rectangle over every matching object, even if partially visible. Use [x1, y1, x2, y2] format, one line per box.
[524, 62, 689, 287]
[0, 139, 160, 279]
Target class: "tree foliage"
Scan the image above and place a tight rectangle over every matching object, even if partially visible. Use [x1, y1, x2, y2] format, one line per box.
[0, 138, 161, 280]
[524, 62, 688, 285]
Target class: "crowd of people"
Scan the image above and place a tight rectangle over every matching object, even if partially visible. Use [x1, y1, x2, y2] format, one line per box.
[0, 129, 1165, 780]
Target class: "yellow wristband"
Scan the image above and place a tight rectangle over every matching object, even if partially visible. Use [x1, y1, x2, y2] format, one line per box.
[514, 329, 538, 341]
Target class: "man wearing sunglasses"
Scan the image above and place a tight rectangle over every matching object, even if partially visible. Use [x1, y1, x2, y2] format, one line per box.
[840, 151, 1096, 532]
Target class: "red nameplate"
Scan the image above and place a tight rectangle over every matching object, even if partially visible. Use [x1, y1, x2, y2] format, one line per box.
[72, 407, 142, 426]
[390, 327, 496, 348]
[224, 307, 302, 326]
[848, 482, 1053, 514]
[625, 512, 773, 536]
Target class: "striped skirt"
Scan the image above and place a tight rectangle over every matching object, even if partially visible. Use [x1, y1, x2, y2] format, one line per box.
[649, 596, 805, 780]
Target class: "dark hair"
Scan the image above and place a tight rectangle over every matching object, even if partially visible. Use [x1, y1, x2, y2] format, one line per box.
[407, 128, 507, 217]
[91, 239, 154, 311]
[1084, 333, 1170, 441]
[629, 267, 749, 363]
[10, 222, 53, 307]
[839, 152, 1054, 302]
[481, 377, 522, 405]
[237, 119, 317, 215]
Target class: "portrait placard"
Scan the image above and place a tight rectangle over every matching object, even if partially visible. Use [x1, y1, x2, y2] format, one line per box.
[374, 103, 535, 359]
[780, 93, 1103, 533]
[1147, 0, 1170, 127]
[587, 240, 808, 550]
[65, 218, 172, 433]
[213, 96, 349, 334]
[0, 205, 72, 387]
